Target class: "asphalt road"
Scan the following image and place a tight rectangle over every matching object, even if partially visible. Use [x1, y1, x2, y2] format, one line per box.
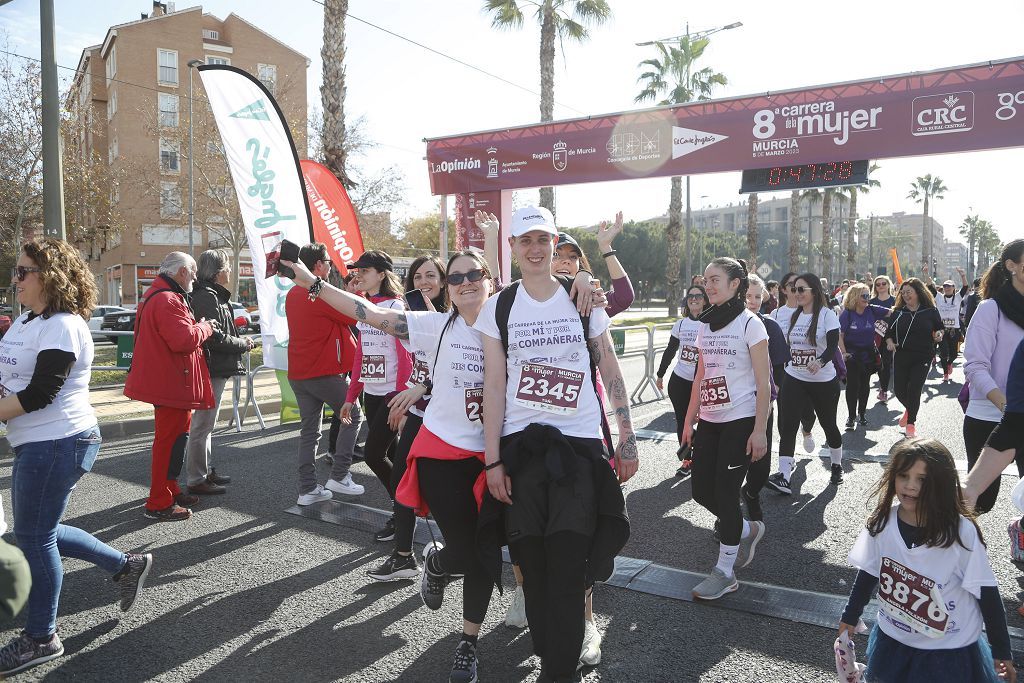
[2, 356, 1021, 682]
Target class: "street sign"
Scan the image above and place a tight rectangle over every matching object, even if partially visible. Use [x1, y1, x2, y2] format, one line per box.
[756, 263, 772, 278]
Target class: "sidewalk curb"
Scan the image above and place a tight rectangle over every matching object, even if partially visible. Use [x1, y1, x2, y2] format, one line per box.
[0, 398, 282, 453]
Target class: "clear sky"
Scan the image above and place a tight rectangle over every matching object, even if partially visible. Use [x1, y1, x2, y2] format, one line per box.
[3, 0, 1021, 245]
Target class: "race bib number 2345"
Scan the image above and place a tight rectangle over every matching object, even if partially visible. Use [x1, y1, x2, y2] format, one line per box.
[514, 363, 584, 414]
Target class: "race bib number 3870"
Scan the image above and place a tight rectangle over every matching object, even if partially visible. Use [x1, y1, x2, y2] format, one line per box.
[514, 363, 584, 414]
[878, 557, 948, 638]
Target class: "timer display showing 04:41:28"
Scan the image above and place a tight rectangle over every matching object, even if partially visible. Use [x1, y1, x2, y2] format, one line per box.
[739, 160, 870, 193]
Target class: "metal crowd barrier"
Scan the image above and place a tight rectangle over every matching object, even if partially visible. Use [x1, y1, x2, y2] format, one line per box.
[609, 324, 662, 405]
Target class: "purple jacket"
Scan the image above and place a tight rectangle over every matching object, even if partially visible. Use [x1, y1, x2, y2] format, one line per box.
[606, 275, 635, 318]
[964, 299, 1024, 421]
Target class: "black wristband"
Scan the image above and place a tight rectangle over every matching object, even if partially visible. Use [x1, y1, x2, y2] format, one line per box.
[602, 250, 617, 258]
[484, 460, 504, 471]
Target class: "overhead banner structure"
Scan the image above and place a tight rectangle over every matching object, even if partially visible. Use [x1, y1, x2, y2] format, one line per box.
[300, 160, 364, 276]
[197, 64, 313, 351]
[425, 57, 1024, 195]
[453, 191, 502, 251]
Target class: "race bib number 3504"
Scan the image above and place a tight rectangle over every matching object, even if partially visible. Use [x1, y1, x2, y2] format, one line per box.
[514, 363, 584, 414]
[878, 557, 948, 639]
[361, 354, 388, 383]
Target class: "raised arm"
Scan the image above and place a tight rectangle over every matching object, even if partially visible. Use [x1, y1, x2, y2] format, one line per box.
[597, 211, 627, 280]
[475, 211, 502, 284]
[282, 258, 409, 339]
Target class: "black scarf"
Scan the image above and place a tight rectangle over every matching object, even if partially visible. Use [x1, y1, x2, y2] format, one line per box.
[996, 282, 1024, 331]
[698, 297, 745, 332]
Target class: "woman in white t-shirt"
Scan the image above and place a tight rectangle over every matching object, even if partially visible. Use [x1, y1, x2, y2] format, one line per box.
[839, 438, 1014, 683]
[656, 284, 708, 477]
[681, 257, 771, 601]
[0, 239, 152, 677]
[766, 272, 845, 496]
[771, 272, 818, 454]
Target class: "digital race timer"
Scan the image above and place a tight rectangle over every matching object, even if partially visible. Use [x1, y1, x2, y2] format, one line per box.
[739, 160, 870, 194]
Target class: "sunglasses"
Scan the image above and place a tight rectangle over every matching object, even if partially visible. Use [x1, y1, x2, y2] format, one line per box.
[789, 286, 811, 294]
[445, 269, 486, 286]
[686, 293, 704, 300]
[12, 266, 42, 281]
[860, 293, 870, 300]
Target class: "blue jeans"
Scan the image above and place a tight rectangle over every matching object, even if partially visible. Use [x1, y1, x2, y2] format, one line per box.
[12, 426, 126, 638]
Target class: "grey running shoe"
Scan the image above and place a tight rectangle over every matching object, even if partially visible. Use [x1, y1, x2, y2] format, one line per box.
[113, 553, 153, 612]
[0, 632, 64, 677]
[420, 543, 449, 610]
[367, 552, 419, 582]
[449, 639, 478, 683]
[692, 568, 739, 601]
[736, 521, 765, 569]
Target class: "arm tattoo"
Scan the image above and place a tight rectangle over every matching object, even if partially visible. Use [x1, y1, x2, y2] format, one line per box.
[380, 320, 390, 331]
[619, 433, 638, 461]
[588, 338, 602, 364]
[610, 376, 627, 402]
[614, 405, 633, 433]
[354, 301, 368, 321]
[394, 313, 409, 340]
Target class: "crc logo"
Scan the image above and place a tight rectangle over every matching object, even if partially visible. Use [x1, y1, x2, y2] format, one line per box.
[912, 92, 974, 136]
[996, 90, 1024, 121]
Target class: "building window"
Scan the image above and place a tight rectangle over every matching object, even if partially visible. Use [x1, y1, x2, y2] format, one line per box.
[257, 63, 276, 95]
[160, 182, 182, 218]
[158, 49, 178, 85]
[107, 89, 117, 120]
[158, 93, 179, 127]
[159, 139, 180, 173]
[105, 45, 117, 83]
[108, 135, 119, 163]
[202, 29, 220, 40]
[206, 55, 230, 65]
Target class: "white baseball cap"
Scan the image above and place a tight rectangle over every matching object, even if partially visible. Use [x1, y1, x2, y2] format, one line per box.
[510, 206, 558, 237]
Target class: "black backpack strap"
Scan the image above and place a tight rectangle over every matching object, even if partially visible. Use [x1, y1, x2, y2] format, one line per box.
[495, 281, 520, 356]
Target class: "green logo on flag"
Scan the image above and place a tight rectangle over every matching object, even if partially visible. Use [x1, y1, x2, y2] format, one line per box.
[229, 100, 270, 121]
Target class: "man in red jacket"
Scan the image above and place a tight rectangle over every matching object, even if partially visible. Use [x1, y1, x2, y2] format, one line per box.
[125, 252, 217, 522]
[286, 243, 365, 506]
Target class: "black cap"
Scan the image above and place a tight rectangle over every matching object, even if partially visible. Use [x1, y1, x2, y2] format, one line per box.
[348, 250, 393, 272]
[556, 232, 582, 255]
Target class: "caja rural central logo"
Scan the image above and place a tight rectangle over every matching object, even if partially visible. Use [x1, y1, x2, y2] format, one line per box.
[911, 91, 974, 136]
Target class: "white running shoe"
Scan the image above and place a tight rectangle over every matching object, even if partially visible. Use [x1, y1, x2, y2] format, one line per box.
[505, 585, 528, 629]
[296, 484, 332, 506]
[692, 568, 739, 601]
[802, 432, 816, 454]
[580, 619, 602, 666]
[326, 474, 364, 496]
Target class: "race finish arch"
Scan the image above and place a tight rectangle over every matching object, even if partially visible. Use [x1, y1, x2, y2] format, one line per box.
[424, 56, 1024, 278]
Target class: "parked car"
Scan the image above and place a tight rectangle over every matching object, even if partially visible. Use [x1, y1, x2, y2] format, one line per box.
[0, 314, 11, 339]
[89, 306, 130, 342]
[100, 309, 136, 344]
[230, 302, 260, 333]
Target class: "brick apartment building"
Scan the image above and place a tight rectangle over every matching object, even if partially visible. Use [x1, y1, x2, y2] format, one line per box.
[67, 2, 308, 306]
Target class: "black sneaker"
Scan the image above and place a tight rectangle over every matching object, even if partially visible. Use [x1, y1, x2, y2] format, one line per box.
[675, 459, 692, 478]
[765, 472, 792, 495]
[742, 485, 763, 522]
[845, 417, 856, 431]
[676, 443, 692, 462]
[449, 639, 478, 683]
[420, 543, 449, 610]
[143, 504, 192, 522]
[208, 467, 231, 485]
[367, 552, 419, 581]
[831, 464, 844, 486]
[858, 415, 868, 426]
[374, 516, 396, 542]
[0, 632, 64, 677]
[113, 553, 153, 611]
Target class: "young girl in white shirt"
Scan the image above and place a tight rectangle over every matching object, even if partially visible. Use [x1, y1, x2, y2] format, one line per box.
[840, 438, 1016, 683]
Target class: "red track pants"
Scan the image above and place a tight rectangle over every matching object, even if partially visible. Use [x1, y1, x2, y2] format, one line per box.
[147, 406, 192, 511]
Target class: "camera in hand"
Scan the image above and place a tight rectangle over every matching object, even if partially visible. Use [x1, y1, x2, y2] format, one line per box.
[277, 239, 300, 279]
[404, 289, 428, 311]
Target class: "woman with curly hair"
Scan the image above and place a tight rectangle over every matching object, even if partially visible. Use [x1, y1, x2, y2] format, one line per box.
[0, 239, 152, 677]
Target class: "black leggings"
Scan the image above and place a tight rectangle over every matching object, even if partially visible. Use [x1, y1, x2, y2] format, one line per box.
[667, 373, 693, 442]
[744, 408, 773, 501]
[777, 373, 816, 436]
[892, 351, 931, 424]
[963, 415, 1023, 514]
[845, 355, 875, 419]
[417, 457, 493, 625]
[389, 413, 422, 553]
[512, 531, 590, 678]
[362, 393, 399, 495]
[878, 346, 893, 392]
[778, 376, 842, 458]
[692, 416, 756, 546]
[938, 328, 961, 369]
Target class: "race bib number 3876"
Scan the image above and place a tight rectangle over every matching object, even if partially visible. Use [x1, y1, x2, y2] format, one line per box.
[514, 363, 584, 414]
[878, 557, 948, 638]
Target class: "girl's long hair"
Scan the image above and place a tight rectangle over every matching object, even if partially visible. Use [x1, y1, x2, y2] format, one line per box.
[405, 255, 450, 312]
[866, 437, 984, 549]
[894, 277, 936, 310]
[786, 272, 827, 345]
[980, 238, 1024, 300]
[683, 285, 709, 319]
[777, 271, 798, 308]
[445, 249, 494, 317]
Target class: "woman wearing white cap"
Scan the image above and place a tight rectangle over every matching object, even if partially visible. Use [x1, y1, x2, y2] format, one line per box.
[935, 267, 969, 382]
[476, 205, 635, 683]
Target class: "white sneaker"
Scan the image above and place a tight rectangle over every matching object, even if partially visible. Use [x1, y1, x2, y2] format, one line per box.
[580, 619, 602, 666]
[505, 585, 528, 629]
[296, 484, 333, 506]
[326, 474, 364, 496]
[802, 431, 816, 454]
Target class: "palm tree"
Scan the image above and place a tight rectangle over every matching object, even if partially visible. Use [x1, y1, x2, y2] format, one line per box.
[635, 36, 727, 317]
[842, 163, 881, 279]
[788, 190, 802, 273]
[746, 192, 759, 269]
[907, 174, 948, 269]
[801, 189, 823, 272]
[320, 0, 356, 189]
[484, 0, 612, 216]
[819, 189, 836, 280]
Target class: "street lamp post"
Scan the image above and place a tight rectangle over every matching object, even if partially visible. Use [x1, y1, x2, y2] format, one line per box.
[187, 59, 203, 258]
[636, 21, 742, 285]
[40, 0, 65, 239]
